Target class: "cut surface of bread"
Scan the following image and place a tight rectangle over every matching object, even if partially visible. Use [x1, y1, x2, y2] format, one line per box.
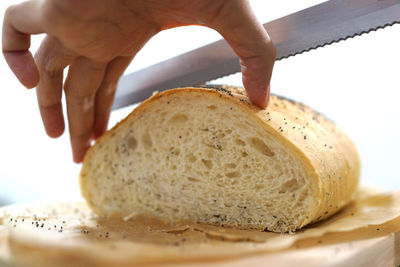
[80, 86, 360, 232]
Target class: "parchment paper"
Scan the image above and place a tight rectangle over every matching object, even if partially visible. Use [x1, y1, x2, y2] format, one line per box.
[1, 187, 400, 266]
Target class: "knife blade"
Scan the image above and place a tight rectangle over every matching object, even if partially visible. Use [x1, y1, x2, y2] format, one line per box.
[112, 0, 400, 109]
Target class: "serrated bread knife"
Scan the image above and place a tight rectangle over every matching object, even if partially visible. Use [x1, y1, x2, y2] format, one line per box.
[112, 0, 400, 109]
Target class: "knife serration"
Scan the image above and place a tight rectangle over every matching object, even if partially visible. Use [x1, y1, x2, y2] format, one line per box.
[270, 0, 400, 60]
[113, 0, 400, 109]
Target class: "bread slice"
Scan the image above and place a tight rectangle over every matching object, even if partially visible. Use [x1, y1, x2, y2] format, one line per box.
[79, 86, 360, 232]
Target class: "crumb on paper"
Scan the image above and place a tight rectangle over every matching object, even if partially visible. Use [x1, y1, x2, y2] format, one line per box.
[123, 212, 138, 222]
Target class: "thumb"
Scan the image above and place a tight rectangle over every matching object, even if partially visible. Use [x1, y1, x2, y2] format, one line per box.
[208, 0, 275, 108]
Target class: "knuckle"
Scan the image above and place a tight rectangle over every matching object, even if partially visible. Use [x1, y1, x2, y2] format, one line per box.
[66, 92, 96, 108]
[41, 0, 67, 29]
[38, 101, 60, 110]
[40, 2, 55, 23]
[42, 0, 60, 18]
[42, 61, 61, 77]
[101, 83, 117, 96]
[4, 5, 17, 20]
[35, 51, 60, 77]
[204, 0, 231, 26]
[255, 39, 276, 63]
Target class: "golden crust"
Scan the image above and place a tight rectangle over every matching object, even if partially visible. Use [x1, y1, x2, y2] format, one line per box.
[80, 86, 360, 228]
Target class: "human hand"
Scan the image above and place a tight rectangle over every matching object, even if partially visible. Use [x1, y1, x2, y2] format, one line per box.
[2, 0, 275, 162]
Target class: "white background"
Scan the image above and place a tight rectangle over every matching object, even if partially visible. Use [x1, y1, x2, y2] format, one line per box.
[0, 1, 399, 205]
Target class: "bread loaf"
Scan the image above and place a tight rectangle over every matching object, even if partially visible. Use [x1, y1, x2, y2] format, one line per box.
[79, 86, 360, 232]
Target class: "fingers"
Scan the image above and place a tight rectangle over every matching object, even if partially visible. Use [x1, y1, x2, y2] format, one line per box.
[2, 1, 44, 88]
[208, 0, 276, 108]
[35, 36, 75, 138]
[93, 56, 133, 138]
[64, 57, 107, 163]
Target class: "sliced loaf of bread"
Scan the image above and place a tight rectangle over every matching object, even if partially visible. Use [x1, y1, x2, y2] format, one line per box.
[80, 86, 360, 232]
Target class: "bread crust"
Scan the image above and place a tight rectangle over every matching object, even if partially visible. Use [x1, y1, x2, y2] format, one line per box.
[80, 86, 360, 230]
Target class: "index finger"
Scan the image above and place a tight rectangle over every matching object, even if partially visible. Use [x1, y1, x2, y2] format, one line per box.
[206, 0, 276, 108]
[2, 1, 44, 88]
